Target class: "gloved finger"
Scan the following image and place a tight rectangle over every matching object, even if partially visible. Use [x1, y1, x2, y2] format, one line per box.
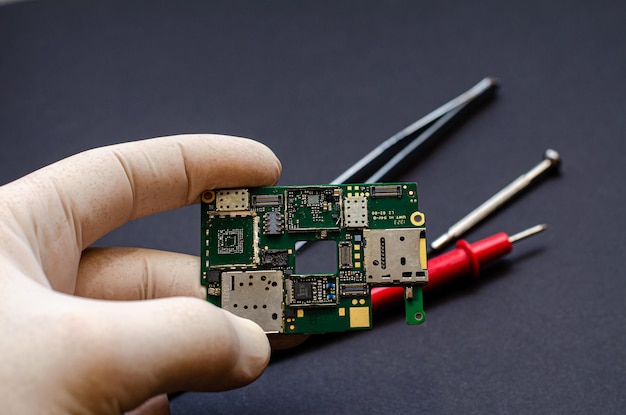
[268, 333, 310, 350]
[75, 247, 311, 353]
[0, 134, 281, 293]
[81, 296, 270, 412]
[75, 247, 203, 300]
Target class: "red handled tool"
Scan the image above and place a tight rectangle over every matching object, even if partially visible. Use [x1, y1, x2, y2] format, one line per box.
[371, 224, 546, 309]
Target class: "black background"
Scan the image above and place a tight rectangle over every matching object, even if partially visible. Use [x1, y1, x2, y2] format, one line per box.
[1, 1, 625, 413]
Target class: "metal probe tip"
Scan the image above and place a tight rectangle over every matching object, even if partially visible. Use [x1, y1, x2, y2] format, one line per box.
[508, 224, 548, 243]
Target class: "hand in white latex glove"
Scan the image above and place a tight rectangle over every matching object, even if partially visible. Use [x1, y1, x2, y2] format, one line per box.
[0, 135, 282, 414]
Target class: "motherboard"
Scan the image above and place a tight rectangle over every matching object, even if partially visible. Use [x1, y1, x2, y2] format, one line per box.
[201, 183, 428, 334]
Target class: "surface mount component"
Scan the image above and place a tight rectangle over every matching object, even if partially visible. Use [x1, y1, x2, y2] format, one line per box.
[201, 183, 428, 334]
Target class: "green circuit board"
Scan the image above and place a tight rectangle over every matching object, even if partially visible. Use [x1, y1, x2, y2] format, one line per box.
[201, 183, 428, 334]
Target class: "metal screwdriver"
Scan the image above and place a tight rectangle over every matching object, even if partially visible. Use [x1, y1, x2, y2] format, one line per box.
[430, 149, 560, 251]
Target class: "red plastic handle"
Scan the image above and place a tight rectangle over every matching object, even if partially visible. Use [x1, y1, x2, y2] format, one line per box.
[371, 232, 513, 309]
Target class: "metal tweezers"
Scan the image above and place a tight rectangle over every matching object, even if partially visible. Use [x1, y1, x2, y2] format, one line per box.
[330, 77, 499, 184]
[295, 77, 499, 252]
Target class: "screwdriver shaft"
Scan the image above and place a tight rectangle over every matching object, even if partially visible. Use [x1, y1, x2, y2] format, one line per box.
[430, 149, 559, 251]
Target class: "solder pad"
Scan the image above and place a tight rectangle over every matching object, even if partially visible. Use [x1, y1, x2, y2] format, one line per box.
[201, 183, 428, 334]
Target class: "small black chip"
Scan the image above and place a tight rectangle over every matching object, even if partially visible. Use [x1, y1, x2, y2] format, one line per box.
[293, 281, 313, 301]
[285, 308, 296, 318]
[261, 249, 289, 267]
[205, 270, 221, 283]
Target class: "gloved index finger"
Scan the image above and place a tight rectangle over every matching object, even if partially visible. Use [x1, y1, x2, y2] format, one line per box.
[0, 134, 281, 291]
